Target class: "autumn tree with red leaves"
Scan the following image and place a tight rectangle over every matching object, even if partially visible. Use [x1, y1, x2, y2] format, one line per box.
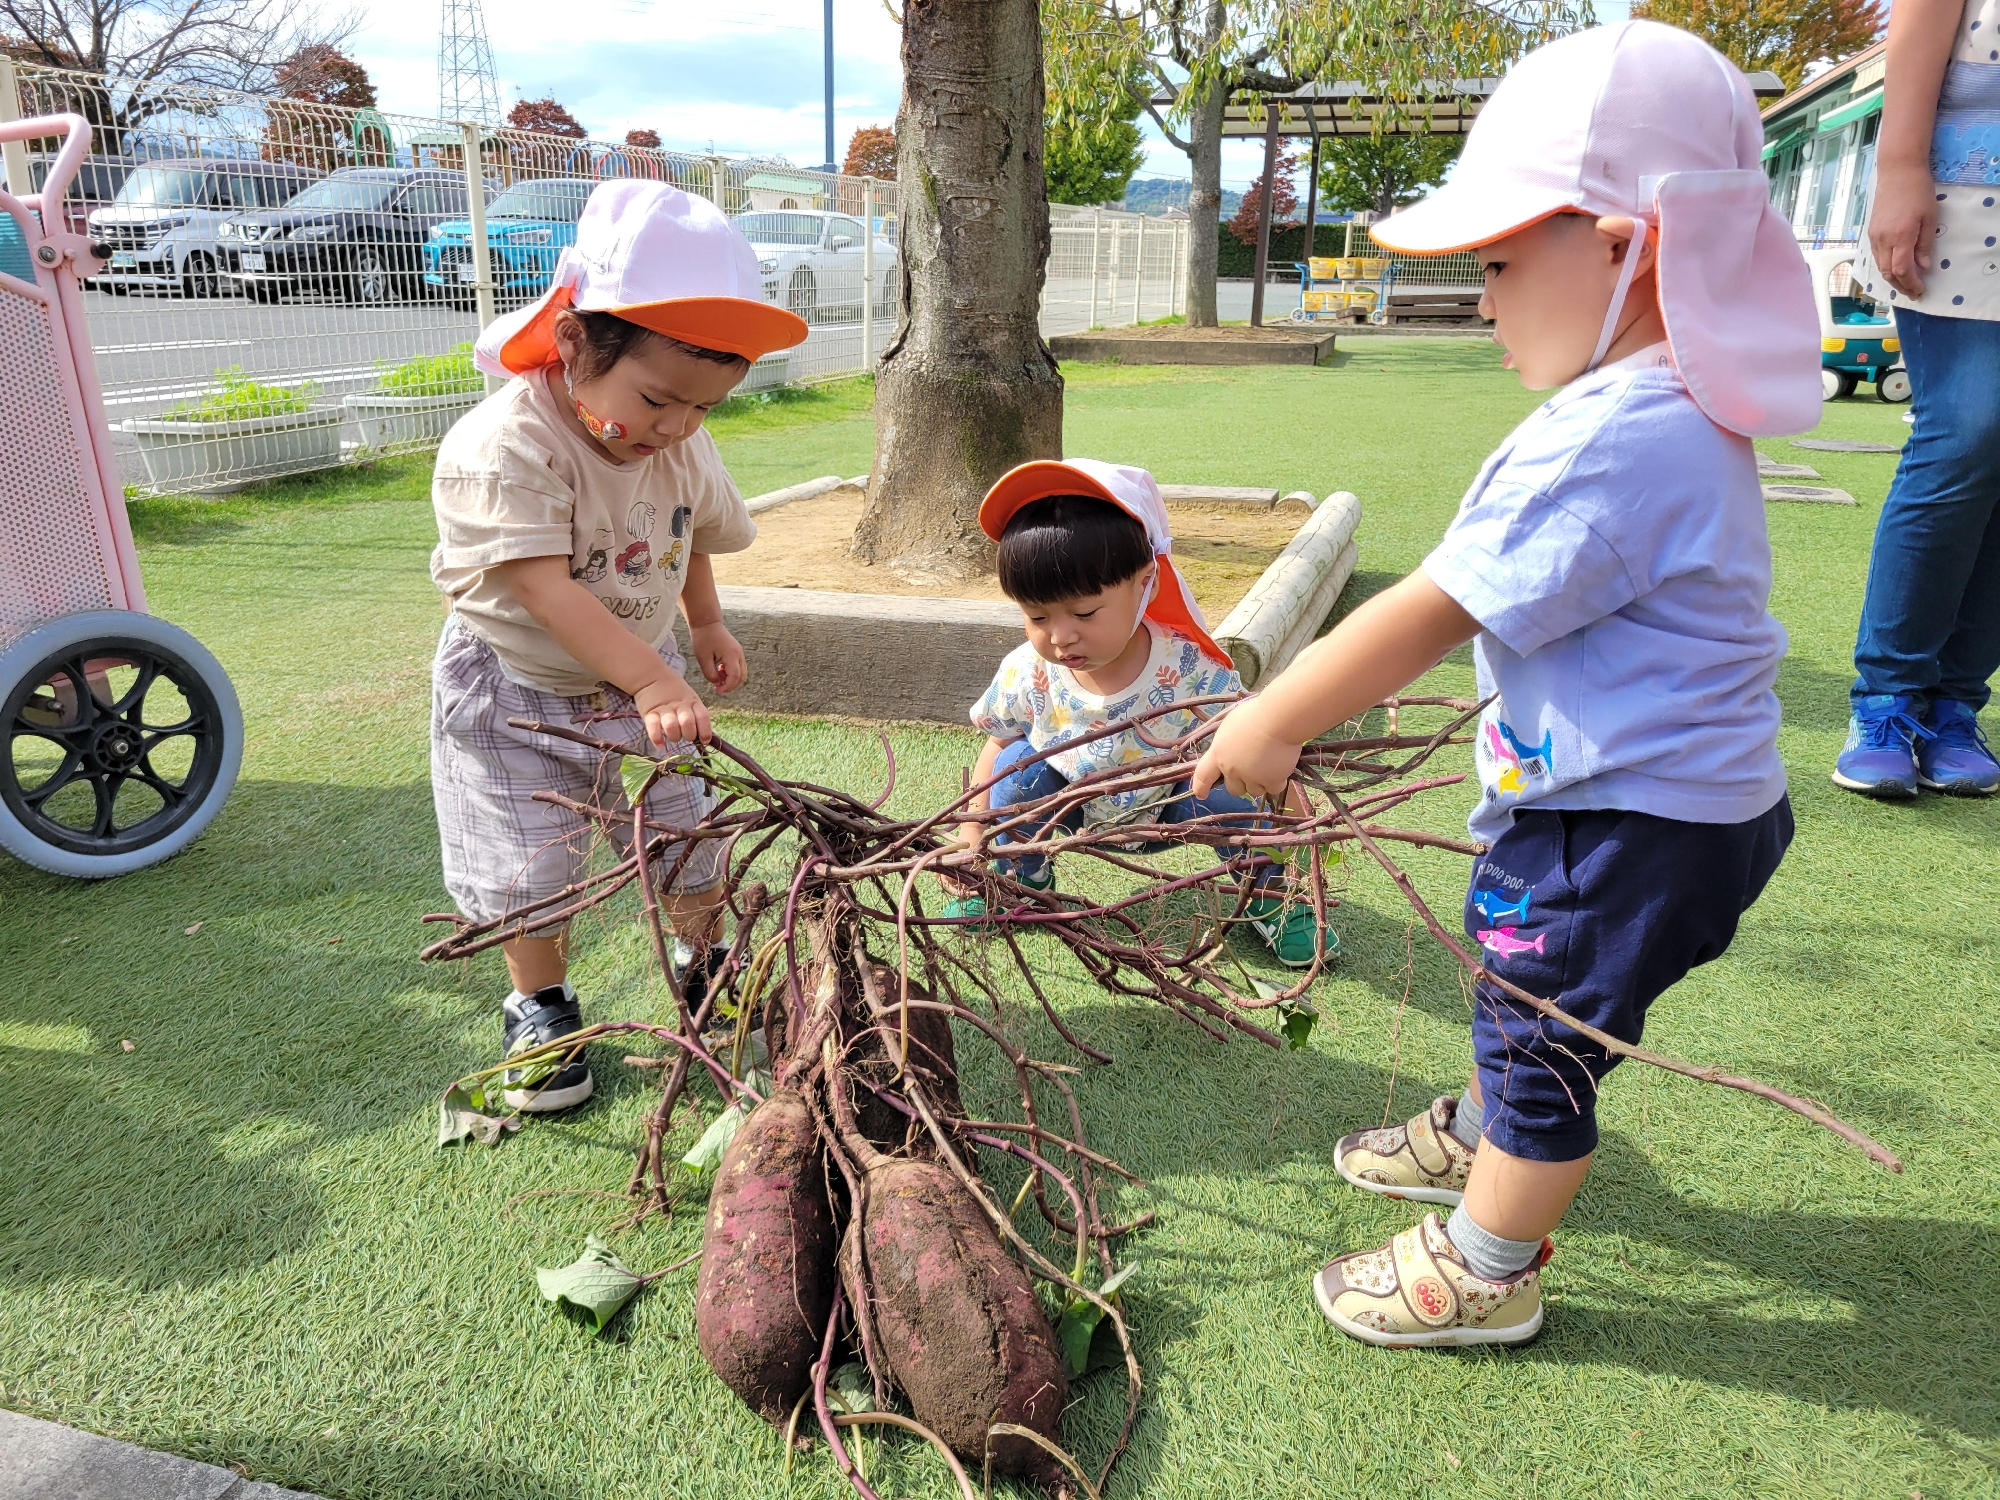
[842, 124, 897, 179]
[1227, 148, 1300, 246]
[509, 96, 587, 138]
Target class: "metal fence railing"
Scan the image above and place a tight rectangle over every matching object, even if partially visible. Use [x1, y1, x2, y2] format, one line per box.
[0, 58, 1185, 494]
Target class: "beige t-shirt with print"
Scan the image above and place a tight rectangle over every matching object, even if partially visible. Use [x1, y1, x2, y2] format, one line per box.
[430, 367, 756, 694]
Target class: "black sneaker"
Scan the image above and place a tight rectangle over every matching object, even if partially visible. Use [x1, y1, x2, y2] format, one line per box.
[501, 984, 594, 1112]
[677, 940, 770, 1068]
[673, 939, 735, 1017]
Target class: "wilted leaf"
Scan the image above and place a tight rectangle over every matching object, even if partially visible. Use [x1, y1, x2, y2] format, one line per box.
[183, 922, 203, 936]
[437, 1083, 519, 1147]
[828, 1361, 876, 1415]
[535, 1233, 642, 1333]
[620, 756, 658, 808]
[1054, 1262, 1138, 1379]
[681, 1100, 748, 1177]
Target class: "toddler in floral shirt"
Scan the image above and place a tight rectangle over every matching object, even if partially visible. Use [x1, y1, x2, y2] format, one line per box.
[944, 458, 1334, 969]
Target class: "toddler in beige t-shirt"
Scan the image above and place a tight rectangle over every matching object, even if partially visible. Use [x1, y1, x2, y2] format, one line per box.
[428, 179, 806, 1114]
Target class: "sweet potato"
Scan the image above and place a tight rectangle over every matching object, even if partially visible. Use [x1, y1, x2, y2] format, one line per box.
[849, 1155, 1067, 1482]
[695, 1088, 837, 1425]
[852, 964, 970, 1158]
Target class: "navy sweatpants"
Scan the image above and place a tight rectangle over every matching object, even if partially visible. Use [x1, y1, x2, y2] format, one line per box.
[1463, 797, 1794, 1162]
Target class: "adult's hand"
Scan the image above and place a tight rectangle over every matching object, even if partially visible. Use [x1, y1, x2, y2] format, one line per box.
[1868, 168, 1938, 300]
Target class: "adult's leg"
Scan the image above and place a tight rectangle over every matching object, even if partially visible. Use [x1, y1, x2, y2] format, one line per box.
[1852, 310, 2000, 709]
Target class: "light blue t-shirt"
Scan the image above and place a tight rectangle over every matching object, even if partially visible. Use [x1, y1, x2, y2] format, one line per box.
[1422, 345, 1788, 845]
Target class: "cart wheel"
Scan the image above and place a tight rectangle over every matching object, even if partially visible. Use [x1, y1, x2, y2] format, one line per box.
[1288, 307, 1312, 324]
[0, 611, 242, 879]
[1877, 366, 1912, 403]
[1822, 368, 1857, 401]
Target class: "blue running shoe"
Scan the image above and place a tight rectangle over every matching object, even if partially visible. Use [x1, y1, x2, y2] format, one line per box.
[1918, 699, 2000, 796]
[1831, 694, 1929, 799]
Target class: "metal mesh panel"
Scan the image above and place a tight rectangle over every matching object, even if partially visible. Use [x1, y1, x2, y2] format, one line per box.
[5, 60, 1190, 495]
[0, 282, 116, 642]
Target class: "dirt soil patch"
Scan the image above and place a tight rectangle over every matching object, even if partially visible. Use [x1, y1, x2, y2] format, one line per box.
[715, 490, 1300, 621]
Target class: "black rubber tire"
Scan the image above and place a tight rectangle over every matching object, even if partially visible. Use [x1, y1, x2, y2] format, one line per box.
[787, 267, 816, 321]
[181, 251, 220, 298]
[0, 612, 242, 879]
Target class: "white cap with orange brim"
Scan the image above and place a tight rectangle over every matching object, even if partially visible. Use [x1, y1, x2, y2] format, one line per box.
[473, 178, 809, 378]
[979, 458, 1232, 671]
[1373, 20, 1820, 438]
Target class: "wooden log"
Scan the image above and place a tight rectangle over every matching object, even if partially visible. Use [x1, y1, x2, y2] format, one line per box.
[746, 474, 851, 516]
[1213, 491, 1362, 689]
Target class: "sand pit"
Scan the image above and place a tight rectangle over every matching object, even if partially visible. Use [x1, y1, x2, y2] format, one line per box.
[715, 490, 1304, 621]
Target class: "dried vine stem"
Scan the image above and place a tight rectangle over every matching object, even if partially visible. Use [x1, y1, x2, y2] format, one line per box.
[426, 694, 1893, 1500]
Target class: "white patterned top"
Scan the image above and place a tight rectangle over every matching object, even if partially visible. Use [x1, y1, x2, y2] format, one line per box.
[1856, 0, 2000, 320]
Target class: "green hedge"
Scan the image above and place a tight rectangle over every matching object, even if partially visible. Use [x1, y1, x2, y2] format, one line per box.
[1215, 222, 1354, 277]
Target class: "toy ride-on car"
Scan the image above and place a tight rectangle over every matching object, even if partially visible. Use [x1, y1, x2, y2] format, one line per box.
[1806, 246, 1911, 403]
[0, 112, 242, 878]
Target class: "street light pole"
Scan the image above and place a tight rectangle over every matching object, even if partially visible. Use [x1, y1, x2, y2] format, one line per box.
[823, 0, 836, 171]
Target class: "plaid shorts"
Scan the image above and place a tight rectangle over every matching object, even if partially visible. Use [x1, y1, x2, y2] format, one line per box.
[430, 614, 722, 930]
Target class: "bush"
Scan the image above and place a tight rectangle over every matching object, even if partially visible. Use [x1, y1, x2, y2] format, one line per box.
[163, 367, 317, 423]
[376, 344, 481, 397]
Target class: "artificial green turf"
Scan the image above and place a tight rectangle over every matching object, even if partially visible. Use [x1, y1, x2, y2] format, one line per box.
[3, 345, 1995, 1499]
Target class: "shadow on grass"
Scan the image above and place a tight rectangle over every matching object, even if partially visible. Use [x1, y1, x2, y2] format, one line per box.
[0, 777, 468, 1293]
[1016, 992, 1998, 1462]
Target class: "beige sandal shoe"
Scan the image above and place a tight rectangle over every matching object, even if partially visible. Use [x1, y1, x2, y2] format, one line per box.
[1334, 1095, 1477, 1206]
[1313, 1212, 1550, 1348]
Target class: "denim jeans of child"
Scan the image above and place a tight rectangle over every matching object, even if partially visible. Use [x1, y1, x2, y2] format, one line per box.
[1851, 308, 2000, 711]
[986, 737, 1279, 887]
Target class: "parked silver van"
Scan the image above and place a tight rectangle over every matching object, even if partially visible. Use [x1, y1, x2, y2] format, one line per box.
[88, 158, 320, 297]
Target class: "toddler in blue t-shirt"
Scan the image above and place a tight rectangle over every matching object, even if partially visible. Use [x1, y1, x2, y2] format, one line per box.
[1194, 20, 1823, 1347]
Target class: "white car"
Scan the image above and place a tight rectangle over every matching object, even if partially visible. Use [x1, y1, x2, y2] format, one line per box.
[733, 210, 895, 322]
[87, 158, 318, 297]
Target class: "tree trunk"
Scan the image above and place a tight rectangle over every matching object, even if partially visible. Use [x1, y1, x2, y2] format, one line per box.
[851, 0, 1063, 578]
[1181, 82, 1225, 328]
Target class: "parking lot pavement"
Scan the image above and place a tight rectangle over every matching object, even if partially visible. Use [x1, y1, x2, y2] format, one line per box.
[82, 286, 482, 421]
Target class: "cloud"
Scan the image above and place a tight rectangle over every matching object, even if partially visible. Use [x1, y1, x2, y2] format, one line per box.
[347, 0, 903, 161]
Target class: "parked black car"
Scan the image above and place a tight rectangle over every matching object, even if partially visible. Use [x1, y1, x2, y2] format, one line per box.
[218, 167, 480, 304]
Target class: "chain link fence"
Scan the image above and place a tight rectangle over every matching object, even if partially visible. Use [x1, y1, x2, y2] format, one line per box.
[1, 59, 1186, 494]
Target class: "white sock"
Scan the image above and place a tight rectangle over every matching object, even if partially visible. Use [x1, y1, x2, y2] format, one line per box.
[507, 980, 575, 1006]
[1445, 1204, 1542, 1282]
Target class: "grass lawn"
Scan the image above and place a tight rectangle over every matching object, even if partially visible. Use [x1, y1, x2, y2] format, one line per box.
[2, 345, 1995, 1499]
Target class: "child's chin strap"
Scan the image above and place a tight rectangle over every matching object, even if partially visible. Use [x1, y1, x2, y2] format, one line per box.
[1584, 218, 1653, 374]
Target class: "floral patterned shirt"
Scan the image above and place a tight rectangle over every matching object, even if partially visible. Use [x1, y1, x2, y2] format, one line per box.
[970, 624, 1238, 826]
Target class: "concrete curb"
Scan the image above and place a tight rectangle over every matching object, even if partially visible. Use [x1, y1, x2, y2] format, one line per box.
[0, 1410, 323, 1500]
[1048, 331, 1337, 366]
[683, 586, 1021, 725]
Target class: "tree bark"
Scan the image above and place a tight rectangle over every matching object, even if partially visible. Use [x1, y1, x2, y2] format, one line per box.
[1181, 80, 1225, 328]
[852, 0, 1063, 578]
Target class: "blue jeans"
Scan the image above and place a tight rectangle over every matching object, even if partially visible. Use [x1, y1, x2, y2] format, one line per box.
[1851, 309, 2000, 711]
[987, 737, 1278, 886]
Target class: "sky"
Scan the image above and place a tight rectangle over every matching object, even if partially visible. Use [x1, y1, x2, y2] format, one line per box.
[347, 0, 1629, 191]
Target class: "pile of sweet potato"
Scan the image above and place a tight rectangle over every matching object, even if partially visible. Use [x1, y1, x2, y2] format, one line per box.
[694, 937, 1070, 1488]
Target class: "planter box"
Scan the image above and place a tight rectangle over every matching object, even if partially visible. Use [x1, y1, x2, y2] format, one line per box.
[342, 389, 482, 451]
[123, 407, 345, 494]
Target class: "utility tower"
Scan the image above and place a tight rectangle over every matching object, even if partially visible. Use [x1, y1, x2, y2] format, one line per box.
[438, 0, 502, 125]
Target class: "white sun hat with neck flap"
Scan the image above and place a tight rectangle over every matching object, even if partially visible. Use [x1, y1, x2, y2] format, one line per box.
[1373, 19, 1820, 438]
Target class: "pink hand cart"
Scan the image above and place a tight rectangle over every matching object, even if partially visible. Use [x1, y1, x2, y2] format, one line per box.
[0, 113, 241, 877]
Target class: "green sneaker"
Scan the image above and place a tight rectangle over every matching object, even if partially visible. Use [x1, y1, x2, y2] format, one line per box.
[1247, 893, 1337, 969]
[940, 865, 1053, 927]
